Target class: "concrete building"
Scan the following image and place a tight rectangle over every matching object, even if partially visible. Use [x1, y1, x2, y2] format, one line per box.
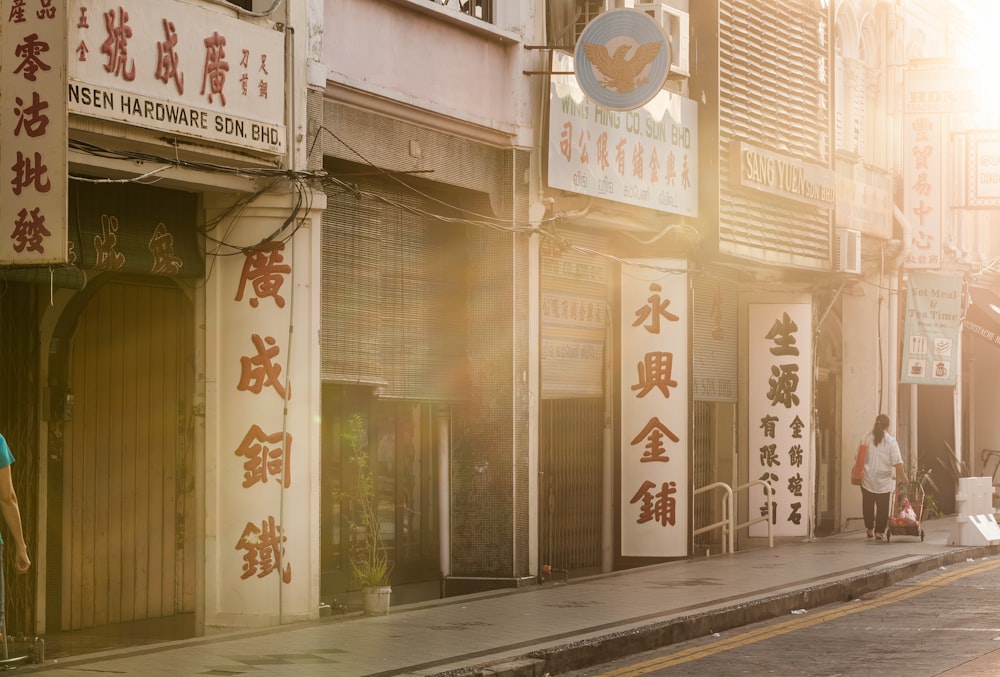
[1, 0, 998, 650]
[1, 0, 325, 637]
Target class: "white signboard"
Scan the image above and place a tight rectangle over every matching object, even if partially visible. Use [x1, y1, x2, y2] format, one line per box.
[214, 226, 314, 618]
[900, 273, 962, 385]
[549, 52, 697, 217]
[748, 303, 812, 539]
[68, 0, 285, 154]
[620, 260, 688, 558]
[834, 160, 893, 239]
[965, 131, 1000, 208]
[902, 112, 942, 269]
[541, 232, 609, 398]
[0, 0, 68, 265]
[904, 67, 979, 114]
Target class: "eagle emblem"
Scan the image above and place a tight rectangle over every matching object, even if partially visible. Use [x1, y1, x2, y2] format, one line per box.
[581, 40, 663, 94]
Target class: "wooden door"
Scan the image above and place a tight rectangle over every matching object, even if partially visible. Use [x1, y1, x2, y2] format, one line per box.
[60, 280, 195, 630]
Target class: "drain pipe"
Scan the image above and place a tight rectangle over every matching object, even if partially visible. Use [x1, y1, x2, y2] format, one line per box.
[892, 204, 916, 471]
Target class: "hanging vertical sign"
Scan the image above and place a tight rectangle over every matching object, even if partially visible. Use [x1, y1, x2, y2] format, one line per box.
[901, 67, 958, 270]
[748, 303, 812, 538]
[0, 0, 68, 265]
[902, 112, 942, 269]
[620, 260, 689, 558]
[900, 272, 962, 385]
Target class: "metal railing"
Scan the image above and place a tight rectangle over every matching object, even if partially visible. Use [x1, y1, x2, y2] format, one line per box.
[734, 479, 774, 549]
[692, 481, 733, 554]
[693, 480, 774, 555]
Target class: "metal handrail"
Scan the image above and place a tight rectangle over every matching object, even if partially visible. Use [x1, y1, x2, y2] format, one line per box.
[692, 481, 734, 555]
[733, 479, 774, 549]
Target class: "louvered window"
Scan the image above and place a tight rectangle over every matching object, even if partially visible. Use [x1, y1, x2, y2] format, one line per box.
[717, 0, 833, 266]
[321, 176, 468, 401]
[834, 36, 846, 150]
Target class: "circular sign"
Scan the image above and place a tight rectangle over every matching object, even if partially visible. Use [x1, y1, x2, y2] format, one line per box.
[573, 9, 672, 111]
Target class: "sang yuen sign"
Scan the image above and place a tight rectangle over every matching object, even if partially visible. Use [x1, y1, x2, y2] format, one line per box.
[731, 141, 835, 208]
[67, 0, 285, 155]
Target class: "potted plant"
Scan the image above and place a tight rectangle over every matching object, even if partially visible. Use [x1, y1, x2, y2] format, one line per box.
[339, 415, 392, 615]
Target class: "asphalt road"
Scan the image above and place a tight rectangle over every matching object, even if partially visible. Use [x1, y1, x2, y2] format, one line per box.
[562, 556, 1000, 677]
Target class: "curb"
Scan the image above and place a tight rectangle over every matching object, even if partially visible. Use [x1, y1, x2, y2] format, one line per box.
[438, 545, 1000, 677]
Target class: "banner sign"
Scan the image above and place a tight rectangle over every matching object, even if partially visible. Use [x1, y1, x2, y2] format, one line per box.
[0, 0, 69, 265]
[541, 231, 609, 398]
[68, 0, 286, 155]
[748, 303, 812, 539]
[835, 159, 892, 239]
[549, 52, 698, 217]
[900, 272, 962, 385]
[964, 131, 1000, 208]
[620, 260, 688, 558]
[902, 111, 943, 269]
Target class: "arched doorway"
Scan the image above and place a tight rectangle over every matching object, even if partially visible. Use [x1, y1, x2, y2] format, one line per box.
[46, 276, 196, 631]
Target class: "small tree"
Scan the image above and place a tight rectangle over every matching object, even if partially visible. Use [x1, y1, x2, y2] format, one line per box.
[339, 415, 391, 589]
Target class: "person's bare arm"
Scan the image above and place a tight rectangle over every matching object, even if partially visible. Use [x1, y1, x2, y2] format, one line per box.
[0, 466, 30, 573]
[894, 462, 909, 486]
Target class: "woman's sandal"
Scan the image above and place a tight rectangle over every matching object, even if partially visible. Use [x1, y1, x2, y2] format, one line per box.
[866, 529, 874, 539]
[874, 532, 884, 540]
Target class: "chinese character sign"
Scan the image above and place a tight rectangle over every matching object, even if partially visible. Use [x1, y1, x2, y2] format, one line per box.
[620, 260, 689, 557]
[0, 0, 68, 265]
[748, 304, 812, 538]
[540, 233, 609, 398]
[549, 52, 698, 218]
[67, 0, 285, 154]
[902, 111, 942, 269]
[215, 234, 309, 609]
[900, 272, 962, 385]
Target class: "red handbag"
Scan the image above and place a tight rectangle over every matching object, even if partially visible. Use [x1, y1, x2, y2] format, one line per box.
[851, 442, 867, 486]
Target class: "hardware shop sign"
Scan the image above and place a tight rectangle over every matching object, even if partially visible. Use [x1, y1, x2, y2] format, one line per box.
[67, 0, 286, 155]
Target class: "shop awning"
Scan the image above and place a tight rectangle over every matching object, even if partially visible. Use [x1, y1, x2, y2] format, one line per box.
[965, 286, 1000, 351]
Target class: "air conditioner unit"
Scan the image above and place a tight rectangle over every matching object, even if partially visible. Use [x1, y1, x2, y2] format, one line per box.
[834, 228, 862, 274]
[632, 3, 690, 78]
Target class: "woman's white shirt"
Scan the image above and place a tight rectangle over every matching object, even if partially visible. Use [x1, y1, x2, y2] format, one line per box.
[861, 432, 903, 494]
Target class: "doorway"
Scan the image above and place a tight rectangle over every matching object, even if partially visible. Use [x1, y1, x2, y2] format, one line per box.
[47, 277, 196, 631]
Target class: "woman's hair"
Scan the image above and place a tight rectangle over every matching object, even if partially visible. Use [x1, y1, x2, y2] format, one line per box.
[872, 413, 890, 445]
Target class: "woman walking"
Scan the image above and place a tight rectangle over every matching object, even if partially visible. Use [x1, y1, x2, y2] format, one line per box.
[861, 414, 909, 540]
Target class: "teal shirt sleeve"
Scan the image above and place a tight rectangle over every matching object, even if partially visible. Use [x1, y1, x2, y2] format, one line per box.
[0, 434, 13, 545]
[0, 434, 13, 471]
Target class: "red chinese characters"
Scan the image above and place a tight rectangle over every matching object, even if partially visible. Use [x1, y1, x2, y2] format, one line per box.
[3, 0, 67, 263]
[235, 516, 292, 582]
[620, 266, 689, 557]
[748, 304, 812, 538]
[231, 238, 294, 584]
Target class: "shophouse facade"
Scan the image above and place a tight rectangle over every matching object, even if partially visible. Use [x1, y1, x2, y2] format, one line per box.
[892, 0, 1000, 513]
[4, 0, 1000, 647]
[1, 0, 326, 637]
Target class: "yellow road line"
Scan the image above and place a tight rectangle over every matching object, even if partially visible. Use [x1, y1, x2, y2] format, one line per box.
[601, 558, 1000, 676]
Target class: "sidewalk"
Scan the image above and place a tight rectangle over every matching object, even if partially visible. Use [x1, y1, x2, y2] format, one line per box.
[19, 515, 1000, 676]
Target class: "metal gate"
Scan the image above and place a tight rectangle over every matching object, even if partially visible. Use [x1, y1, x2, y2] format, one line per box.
[539, 397, 603, 576]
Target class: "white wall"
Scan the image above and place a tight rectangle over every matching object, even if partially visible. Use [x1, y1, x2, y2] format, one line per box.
[322, 0, 540, 142]
[840, 284, 890, 529]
